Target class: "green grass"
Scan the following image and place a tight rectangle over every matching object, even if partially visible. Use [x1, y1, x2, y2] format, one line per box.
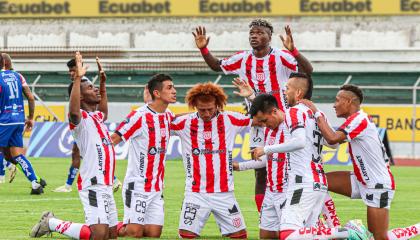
[0, 158, 419, 239]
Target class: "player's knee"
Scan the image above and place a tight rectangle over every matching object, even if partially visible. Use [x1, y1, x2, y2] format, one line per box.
[124, 224, 144, 238]
[178, 229, 198, 238]
[227, 229, 247, 239]
[372, 232, 389, 240]
[91, 230, 109, 240]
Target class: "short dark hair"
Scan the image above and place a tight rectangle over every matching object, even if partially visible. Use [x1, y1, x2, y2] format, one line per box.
[340, 84, 364, 104]
[147, 74, 173, 100]
[68, 77, 89, 96]
[0, 53, 3, 69]
[249, 19, 273, 35]
[67, 58, 76, 69]
[249, 94, 279, 117]
[289, 72, 313, 100]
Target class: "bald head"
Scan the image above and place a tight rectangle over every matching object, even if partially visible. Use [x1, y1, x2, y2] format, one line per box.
[1, 53, 12, 70]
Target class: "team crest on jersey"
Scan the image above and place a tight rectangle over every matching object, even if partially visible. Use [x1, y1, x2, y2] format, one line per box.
[203, 131, 212, 140]
[256, 72, 265, 81]
[192, 148, 200, 156]
[268, 137, 276, 145]
[148, 147, 157, 155]
[232, 217, 242, 228]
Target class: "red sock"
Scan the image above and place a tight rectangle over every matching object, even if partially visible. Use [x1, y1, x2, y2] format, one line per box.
[179, 230, 197, 239]
[116, 221, 125, 233]
[255, 194, 265, 212]
[79, 225, 91, 240]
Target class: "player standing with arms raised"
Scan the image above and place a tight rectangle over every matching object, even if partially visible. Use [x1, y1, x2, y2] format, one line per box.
[193, 19, 313, 213]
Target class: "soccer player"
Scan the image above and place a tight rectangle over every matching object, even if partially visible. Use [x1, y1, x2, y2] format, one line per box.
[300, 85, 420, 240]
[0, 53, 46, 194]
[110, 74, 176, 238]
[171, 82, 249, 239]
[53, 57, 121, 193]
[251, 75, 370, 239]
[193, 19, 313, 212]
[31, 52, 118, 239]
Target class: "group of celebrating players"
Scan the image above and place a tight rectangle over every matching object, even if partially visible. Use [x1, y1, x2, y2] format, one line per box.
[0, 19, 418, 239]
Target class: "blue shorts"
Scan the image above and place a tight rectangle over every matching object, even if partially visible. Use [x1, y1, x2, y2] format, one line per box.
[0, 124, 24, 148]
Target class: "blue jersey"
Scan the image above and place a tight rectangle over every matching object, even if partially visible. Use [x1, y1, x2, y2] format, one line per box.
[0, 70, 25, 125]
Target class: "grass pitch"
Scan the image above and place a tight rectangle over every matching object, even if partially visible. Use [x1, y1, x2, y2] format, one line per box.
[0, 158, 419, 239]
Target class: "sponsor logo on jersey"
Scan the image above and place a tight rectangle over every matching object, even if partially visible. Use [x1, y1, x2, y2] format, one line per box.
[148, 146, 166, 155]
[96, 144, 104, 171]
[228, 204, 239, 214]
[356, 155, 370, 180]
[148, 147, 157, 155]
[139, 152, 145, 177]
[313, 182, 327, 191]
[102, 138, 111, 146]
[192, 148, 200, 156]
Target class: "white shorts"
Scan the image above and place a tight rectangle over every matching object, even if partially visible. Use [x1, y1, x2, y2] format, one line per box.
[350, 172, 394, 209]
[250, 126, 265, 148]
[179, 191, 246, 236]
[259, 190, 287, 232]
[122, 182, 164, 225]
[79, 185, 118, 227]
[280, 185, 327, 230]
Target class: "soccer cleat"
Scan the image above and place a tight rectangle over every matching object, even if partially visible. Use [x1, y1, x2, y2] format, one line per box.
[30, 211, 54, 238]
[31, 183, 44, 195]
[345, 219, 371, 240]
[0, 176, 5, 183]
[113, 178, 122, 192]
[52, 184, 72, 193]
[8, 164, 16, 183]
[39, 178, 47, 188]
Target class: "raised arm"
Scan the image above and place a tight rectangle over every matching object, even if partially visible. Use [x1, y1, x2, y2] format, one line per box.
[192, 26, 222, 72]
[96, 57, 108, 121]
[280, 25, 313, 75]
[69, 52, 86, 125]
[299, 99, 346, 145]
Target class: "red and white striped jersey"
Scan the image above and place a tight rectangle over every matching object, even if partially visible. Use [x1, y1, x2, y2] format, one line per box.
[264, 123, 290, 193]
[220, 48, 297, 112]
[284, 103, 327, 188]
[115, 105, 173, 192]
[171, 111, 251, 193]
[338, 110, 395, 190]
[69, 110, 115, 191]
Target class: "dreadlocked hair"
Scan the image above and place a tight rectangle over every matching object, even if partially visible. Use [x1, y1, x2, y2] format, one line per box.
[185, 82, 227, 110]
[249, 19, 273, 35]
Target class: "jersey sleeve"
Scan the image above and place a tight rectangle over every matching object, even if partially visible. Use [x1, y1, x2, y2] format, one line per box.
[226, 111, 251, 132]
[285, 107, 306, 133]
[279, 50, 298, 78]
[115, 110, 143, 141]
[69, 110, 88, 137]
[18, 73, 28, 87]
[338, 114, 368, 141]
[170, 115, 188, 136]
[220, 51, 246, 75]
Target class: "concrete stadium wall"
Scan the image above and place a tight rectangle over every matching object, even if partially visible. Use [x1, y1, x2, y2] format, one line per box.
[1, 16, 420, 50]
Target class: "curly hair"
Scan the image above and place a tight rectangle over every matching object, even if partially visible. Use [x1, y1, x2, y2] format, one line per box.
[249, 19, 273, 35]
[185, 82, 227, 110]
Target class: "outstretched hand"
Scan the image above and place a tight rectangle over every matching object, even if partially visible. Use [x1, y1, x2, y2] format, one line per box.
[299, 99, 318, 113]
[280, 25, 295, 52]
[96, 57, 106, 82]
[232, 77, 253, 98]
[192, 26, 210, 49]
[75, 52, 88, 79]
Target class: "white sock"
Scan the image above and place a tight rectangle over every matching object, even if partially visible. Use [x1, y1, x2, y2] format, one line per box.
[388, 223, 420, 240]
[284, 227, 349, 240]
[321, 193, 341, 227]
[48, 217, 84, 239]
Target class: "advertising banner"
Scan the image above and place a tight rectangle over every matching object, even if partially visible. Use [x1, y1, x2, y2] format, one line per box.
[27, 122, 352, 165]
[363, 106, 420, 142]
[0, 0, 419, 18]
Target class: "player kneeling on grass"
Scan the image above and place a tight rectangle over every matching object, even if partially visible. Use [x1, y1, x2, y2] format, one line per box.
[30, 52, 118, 240]
[300, 84, 420, 240]
[110, 74, 177, 238]
[171, 82, 250, 239]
